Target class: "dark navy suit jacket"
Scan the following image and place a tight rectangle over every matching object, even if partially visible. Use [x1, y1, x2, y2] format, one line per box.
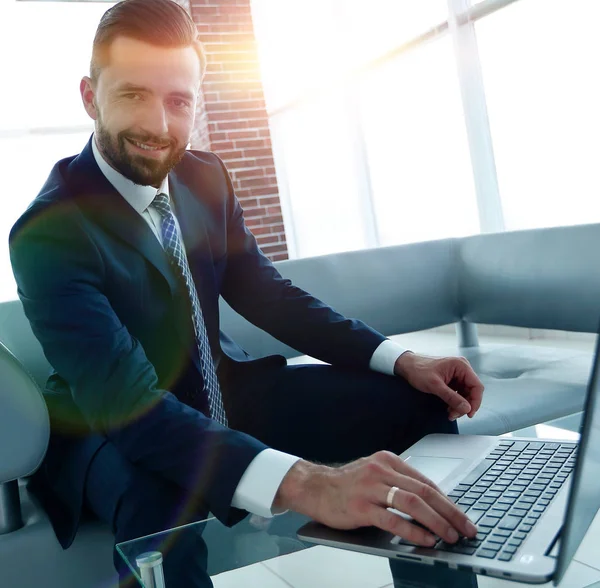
[9, 138, 386, 549]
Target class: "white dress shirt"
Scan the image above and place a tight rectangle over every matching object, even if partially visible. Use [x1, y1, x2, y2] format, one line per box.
[91, 136, 407, 517]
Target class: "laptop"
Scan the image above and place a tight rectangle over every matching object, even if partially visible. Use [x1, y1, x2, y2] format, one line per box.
[298, 335, 600, 584]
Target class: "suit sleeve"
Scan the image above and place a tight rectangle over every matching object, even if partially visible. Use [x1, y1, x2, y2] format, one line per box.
[214, 156, 387, 369]
[9, 204, 267, 525]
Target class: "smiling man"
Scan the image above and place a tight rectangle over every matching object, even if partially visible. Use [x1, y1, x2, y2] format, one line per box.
[10, 1, 483, 587]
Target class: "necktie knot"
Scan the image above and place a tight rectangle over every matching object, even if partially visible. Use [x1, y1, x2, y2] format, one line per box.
[152, 192, 171, 218]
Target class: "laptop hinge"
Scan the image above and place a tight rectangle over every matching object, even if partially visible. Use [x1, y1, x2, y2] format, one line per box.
[544, 525, 563, 558]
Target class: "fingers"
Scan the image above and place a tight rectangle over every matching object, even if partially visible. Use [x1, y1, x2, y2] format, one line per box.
[378, 454, 478, 541]
[370, 503, 437, 547]
[455, 359, 485, 417]
[429, 376, 471, 416]
[391, 476, 478, 540]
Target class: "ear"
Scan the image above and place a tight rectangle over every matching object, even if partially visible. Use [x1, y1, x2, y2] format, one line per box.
[80, 76, 98, 121]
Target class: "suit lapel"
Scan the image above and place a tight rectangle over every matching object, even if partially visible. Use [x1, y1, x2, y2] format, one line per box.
[67, 140, 179, 296]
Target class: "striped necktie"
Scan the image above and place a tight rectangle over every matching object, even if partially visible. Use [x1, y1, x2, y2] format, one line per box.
[152, 192, 228, 426]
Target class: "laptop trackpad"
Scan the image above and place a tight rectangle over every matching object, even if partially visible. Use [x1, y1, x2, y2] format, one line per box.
[404, 456, 464, 486]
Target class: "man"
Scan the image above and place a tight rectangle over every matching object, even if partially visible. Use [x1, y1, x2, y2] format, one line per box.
[9, 1, 484, 586]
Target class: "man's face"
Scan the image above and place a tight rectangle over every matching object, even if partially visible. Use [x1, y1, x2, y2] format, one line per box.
[82, 37, 200, 187]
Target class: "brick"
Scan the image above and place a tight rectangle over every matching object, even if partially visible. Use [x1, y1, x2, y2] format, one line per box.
[215, 91, 262, 105]
[214, 149, 244, 160]
[232, 167, 266, 179]
[201, 90, 218, 101]
[271, 252, 289, 262]
[198, 33, 257, 46]
[207, 50, 257, 63]
[241, 176, 278, 188]
[226, 130, 260, 141]
[236, 187, 277, 198]
[224, 62, 262, 73]
[242, 147, 273, 158]
[222, 158, 256, 170]
[234, 138, 270, 150]
[242, 206, 269, 219]
[254, 156, 275, 167]
[209, 140, 235, 151]
[209, 131, 229, 142]
[258, 196, 280, 207]
[209, 109, 266, 122]
[256, 235, 279, 246]
[204, 102, 233, 114]
[238, 198, 258, 209]
[216, 4, 253, 15]
[260, 214, 284, 225]
[250, 225, 277, 236]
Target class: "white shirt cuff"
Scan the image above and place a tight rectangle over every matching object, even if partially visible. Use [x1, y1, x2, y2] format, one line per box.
[369, 339, 409, 376]
[231, 448, 301, 517]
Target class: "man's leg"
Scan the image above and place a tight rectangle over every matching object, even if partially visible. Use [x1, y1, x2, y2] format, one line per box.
[84, 440, 213, 588]
[228, 364, 478, 588]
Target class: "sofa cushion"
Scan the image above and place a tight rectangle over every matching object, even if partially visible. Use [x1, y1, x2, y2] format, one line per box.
[458, 344, 593, 435]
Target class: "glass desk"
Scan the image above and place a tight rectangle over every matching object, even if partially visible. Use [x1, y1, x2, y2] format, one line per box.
[117, 413, 583, 587]
[116, 510, 314, 587]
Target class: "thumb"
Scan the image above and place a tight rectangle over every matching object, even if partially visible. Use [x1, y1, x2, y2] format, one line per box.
[429, 377, 471, 414]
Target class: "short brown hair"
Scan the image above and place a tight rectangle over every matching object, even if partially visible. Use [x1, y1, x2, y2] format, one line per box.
[90, 0, 206, 82]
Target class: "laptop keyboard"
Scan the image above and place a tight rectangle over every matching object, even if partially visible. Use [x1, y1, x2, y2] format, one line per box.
[393, 440, 577, 562]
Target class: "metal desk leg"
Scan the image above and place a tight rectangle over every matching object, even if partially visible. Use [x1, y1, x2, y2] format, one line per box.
[136, 551, 166, 588]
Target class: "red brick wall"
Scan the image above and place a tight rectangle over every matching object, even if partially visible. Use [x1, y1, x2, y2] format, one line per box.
[189, 0, 288, 261]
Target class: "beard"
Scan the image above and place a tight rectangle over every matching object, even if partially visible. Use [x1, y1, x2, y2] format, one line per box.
[95, 111, 187, 188]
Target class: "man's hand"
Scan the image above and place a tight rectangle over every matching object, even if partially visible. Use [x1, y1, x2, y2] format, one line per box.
[394, 352, 484, 421]
[274, 451, 477, 546]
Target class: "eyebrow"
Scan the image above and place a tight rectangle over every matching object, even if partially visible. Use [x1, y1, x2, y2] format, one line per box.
[115, 83, 194, 101]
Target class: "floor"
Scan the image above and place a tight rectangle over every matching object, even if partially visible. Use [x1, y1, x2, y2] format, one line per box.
[211, 331, 600, 588]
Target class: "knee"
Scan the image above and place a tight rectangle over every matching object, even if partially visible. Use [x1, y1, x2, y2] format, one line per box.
[114, 473, 208, 543]
[395, 390, 458, 452]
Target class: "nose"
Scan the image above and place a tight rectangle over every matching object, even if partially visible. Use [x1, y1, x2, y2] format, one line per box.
[142, 99, 169, 139]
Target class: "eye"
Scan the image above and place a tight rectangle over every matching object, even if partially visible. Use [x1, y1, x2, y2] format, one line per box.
[124, 93, 142, 100]
[170, 98, 191, 109]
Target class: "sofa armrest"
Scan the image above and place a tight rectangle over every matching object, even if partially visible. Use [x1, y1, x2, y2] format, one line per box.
[0, 341, 49, 487]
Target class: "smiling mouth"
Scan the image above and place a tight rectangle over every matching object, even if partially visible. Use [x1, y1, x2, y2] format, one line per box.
[126, 137, 170, 152]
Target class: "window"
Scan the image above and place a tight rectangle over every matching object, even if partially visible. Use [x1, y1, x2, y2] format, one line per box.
[252, 0, 467, 257]
[0, 0, 114, 301]
[476, 0, 600, 230]
[252, 0, 448, 111]
[270, 93, 371, 258]
[359, 38, 479, 246]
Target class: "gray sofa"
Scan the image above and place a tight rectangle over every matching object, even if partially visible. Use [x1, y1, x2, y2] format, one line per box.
[1, 222, 598, 587]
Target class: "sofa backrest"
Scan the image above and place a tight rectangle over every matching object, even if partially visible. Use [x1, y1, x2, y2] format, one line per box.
[219, 238, 460, 358]
[459, 223, 600, 334]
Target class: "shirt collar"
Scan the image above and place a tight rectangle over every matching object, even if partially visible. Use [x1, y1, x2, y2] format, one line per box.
[91, 134, 169, 214]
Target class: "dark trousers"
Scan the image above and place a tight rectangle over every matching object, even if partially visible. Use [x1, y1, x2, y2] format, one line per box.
[85, 365, 478, 588]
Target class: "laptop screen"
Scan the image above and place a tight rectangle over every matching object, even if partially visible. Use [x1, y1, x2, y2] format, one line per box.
[555, 335, 600, 583]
